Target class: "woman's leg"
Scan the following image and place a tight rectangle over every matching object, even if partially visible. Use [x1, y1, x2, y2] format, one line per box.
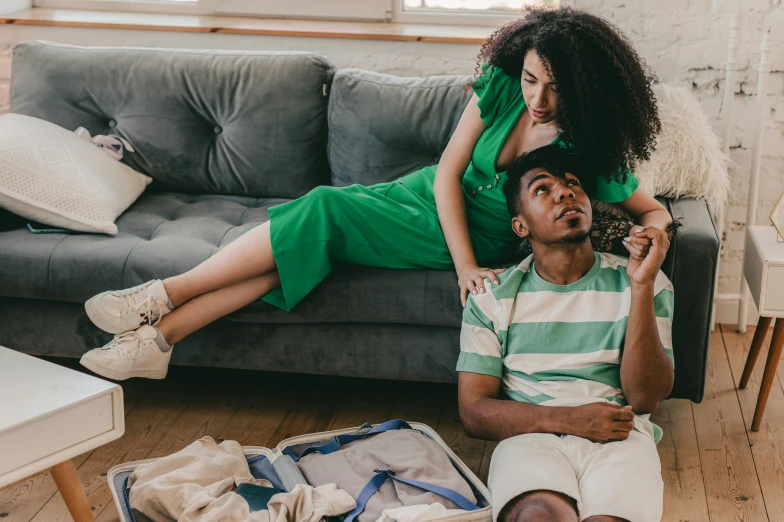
[158, 271, 281, 345]
[163, 221, 276, 306]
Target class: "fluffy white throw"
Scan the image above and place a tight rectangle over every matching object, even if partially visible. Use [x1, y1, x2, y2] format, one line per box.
[597, 83, 729, 217]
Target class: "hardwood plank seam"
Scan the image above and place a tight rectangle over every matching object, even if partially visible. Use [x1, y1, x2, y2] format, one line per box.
[721, 326, 772, 522]
[24, 485, 56, 522]
[688, 401, 713, 521]
[217, 395, 250, 440]
[264, 401, 296, 448]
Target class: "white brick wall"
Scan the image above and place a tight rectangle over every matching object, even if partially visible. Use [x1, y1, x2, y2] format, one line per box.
[0, 0, 782, 322]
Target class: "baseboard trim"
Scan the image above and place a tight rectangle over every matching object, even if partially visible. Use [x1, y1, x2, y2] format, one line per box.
[715, 299, 760, 329]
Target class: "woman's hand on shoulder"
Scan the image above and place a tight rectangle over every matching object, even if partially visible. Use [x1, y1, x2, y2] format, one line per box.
[458, 265, 507, 307]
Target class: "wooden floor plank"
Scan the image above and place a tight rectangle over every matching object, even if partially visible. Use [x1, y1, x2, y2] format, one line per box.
[267, 375, 343, 447]
[215, 373, 293, 448]
[388, 382, 450, 428]
[143, 369, 245, 460]
[478, 441, 498, 486]
[691, 328, 767, 521]
[0, 364, 151, 522]
[652, 399, 710, 522]
[724, 325, 784, 521]
[435, 388, 485, 478]
[327, 378, 397, 431]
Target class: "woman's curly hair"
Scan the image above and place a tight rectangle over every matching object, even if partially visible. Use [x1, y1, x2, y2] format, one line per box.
[473, 6, 660, 183]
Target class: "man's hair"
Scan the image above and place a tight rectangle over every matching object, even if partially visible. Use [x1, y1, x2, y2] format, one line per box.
[502, 145, 590, 217]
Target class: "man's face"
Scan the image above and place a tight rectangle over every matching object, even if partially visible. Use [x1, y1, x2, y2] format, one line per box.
[512, 167, 592, 245]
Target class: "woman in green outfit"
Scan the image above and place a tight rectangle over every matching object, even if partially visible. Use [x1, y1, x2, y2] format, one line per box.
[80, 6, 672, 381]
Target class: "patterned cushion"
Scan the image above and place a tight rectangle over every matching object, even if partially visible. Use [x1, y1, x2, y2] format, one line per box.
[0, 114, 151, 234]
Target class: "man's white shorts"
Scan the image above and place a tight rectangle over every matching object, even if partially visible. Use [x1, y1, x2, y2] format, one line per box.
[488, 430, 663, 522]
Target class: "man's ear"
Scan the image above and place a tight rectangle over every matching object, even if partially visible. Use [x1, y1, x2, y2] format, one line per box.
[511, 215, 530, 239]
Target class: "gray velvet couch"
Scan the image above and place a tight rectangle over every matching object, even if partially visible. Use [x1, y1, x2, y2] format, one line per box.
[0, 41, 719, 402]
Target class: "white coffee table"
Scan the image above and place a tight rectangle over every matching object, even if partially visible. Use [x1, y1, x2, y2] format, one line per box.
[0, 346, 124, 521]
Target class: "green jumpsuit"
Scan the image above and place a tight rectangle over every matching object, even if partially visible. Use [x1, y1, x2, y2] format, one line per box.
[262, 65, 639, 311]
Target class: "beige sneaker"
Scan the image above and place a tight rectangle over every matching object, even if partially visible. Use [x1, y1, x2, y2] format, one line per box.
[85, 280, 173, 334]
[80, 325, 172, 380]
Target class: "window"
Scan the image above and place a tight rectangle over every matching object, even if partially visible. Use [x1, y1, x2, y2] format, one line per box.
[396, 0, 553, 25]
[33, 0, 553, 24]
[403, 0, 542, 14]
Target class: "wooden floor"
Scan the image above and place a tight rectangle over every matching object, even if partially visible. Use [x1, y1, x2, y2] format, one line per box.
[2, 325, 784, 522]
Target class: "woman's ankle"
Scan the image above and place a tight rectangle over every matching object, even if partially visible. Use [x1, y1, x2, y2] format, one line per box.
[162, 277, 187, 308]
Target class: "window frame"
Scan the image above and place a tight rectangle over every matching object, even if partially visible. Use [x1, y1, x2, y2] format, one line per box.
[32, 0, 530, 26]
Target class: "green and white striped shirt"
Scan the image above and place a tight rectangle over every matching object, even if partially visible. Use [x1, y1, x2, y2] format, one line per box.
[457, 251, 674, 442]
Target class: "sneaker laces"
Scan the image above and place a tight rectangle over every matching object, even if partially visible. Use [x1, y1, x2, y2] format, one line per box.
[132, 294, 170, 327]
[103, 330, 144, 359]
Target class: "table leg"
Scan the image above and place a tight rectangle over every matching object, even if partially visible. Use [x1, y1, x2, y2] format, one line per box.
[752, 319, 784, 431]
[51, 459, 95, 522]
[740, 316, 773, 389]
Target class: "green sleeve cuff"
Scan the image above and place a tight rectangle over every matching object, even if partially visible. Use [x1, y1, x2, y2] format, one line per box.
[456, 352, 503, 378]
[594, 170, 639, 203]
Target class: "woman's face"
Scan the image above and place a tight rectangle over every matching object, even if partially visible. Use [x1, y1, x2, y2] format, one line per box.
[521, 50, 558, 125]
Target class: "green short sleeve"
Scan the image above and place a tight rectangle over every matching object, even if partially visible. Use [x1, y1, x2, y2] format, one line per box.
[471, 64, 521, 127]
[593, 168, 639, 203]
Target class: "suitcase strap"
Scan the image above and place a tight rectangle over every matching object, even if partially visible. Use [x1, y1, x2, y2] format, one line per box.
[344, 468, 481, 522]
[283, 419, 413, 462]
[122, 475, 137, 522]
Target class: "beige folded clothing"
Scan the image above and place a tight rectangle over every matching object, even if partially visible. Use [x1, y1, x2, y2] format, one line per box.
[129, 436, 355, 522]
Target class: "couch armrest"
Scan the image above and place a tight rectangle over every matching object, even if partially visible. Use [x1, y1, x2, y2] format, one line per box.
[664, 198, 719, 402]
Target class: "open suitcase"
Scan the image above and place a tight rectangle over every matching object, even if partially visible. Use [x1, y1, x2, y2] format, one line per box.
[107, 421, 493, 522]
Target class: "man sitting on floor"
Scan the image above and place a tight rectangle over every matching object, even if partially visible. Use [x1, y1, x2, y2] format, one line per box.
[457, 145, 675, 522]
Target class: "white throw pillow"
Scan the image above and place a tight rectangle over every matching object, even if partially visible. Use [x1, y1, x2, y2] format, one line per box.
[0, 113, 152, 234]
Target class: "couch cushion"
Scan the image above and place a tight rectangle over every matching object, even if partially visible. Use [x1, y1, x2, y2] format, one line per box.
[11, 41, 334, 198]
[328, 69, 472, 187]
[0, 192, 463, 328]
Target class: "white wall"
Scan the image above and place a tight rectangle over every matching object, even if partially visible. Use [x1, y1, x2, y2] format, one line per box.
[0, 0, 782, 324]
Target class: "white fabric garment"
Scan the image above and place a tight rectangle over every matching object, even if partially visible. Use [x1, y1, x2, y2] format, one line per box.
[376, 503, 467, 522]
[488, 430, 663, 522]
[128, 436, 356, 522]
[269, 483, 357, 522]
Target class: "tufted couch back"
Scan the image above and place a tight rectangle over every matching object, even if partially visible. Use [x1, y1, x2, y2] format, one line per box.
[10, 42, 334, 199]
[327, 69, 472, 187]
